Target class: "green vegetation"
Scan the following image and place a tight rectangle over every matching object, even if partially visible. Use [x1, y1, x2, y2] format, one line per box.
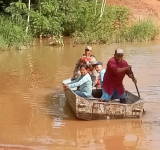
[72, 4, 131, 44]
[0, 0, 159, 49]
[0, 16, 33, 50]
[120, 18, 159, 42]
[0, 1, 32, 50]
[71, 3, 159, 44]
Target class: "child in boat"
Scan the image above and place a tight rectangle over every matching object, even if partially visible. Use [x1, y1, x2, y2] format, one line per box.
[88, 61, 100, 88]
[63, 64, 92, 98]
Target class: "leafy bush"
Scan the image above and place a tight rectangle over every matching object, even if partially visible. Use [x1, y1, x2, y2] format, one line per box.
[71, 3, 159, 44]
[120, 18, 159, 42]
[72, 4, 130, 44]
[29, 1, 64, 37]
[0, 16, 33, 50]
[0, 0, 159, 46]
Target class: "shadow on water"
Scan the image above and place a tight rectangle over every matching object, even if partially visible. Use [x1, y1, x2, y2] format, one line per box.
[43, 92, 78, 121]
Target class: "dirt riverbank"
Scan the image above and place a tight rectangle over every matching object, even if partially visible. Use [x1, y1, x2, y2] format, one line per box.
[108, 0, 160, 39]
[108, 0, 160, 21]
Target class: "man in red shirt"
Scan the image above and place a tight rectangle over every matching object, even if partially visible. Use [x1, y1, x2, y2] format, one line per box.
[100, 48, 137, 103]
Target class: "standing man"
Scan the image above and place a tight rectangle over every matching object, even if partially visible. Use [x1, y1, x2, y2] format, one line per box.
[73, 46, 97, 79]
[100, 48, 137, 103]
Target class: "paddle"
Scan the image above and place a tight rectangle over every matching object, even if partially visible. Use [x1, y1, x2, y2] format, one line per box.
[130, 68, 140, 97]
[130, 68, 146, 113]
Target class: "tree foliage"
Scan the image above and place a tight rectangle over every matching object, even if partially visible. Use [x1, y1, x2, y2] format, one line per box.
[0, 0, 159, 48]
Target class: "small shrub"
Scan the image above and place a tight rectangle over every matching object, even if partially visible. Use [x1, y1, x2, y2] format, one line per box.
[0, 16, 33, 50]
[120, 18, 159, 42]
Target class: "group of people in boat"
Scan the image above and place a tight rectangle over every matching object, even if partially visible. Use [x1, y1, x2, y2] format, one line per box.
[62, 46, 137, 104]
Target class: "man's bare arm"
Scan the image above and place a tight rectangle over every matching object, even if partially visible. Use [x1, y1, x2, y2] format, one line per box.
[117, 65, 131, 73]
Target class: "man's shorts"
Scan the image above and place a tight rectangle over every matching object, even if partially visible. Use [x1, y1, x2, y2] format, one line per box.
[101, 88, 126, 100]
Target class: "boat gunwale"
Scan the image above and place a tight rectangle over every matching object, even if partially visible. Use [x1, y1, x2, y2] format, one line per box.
[65, 88, 144, 106]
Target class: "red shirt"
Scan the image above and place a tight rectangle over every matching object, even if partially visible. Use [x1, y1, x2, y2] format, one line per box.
[102, 57, 131, 96]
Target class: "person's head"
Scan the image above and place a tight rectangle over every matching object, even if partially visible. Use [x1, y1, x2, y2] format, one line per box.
[94, 62, 103, 73]
[89, 60, 97, 70]
[80, 64, 89, 76]
[114, 48, 124, 63]
[85, 46, 92, 56]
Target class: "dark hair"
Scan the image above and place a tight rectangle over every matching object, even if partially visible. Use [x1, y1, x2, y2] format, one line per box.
[80, 64, 89, 70]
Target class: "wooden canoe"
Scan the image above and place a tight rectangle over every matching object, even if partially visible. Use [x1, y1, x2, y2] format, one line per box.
[64, 85, 144, 121]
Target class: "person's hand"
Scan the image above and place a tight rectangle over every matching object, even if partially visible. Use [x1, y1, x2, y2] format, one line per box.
[132, 77, 137, 84]
[62, 83, 66, 86]
[62, 83, 68, 91]
[63, 84, 68, 87]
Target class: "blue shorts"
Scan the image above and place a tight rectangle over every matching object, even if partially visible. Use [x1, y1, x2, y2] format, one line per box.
[101, 88, 126, 100]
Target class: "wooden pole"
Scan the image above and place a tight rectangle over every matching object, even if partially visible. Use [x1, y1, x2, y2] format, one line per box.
[26, 0, 31, 33]
[99, 0, 107, 20]
[131, 69, 140, 97]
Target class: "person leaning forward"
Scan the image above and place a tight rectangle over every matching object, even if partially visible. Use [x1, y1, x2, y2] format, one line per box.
[72, 46, 97, 79]
[100, 48, 137, 103]
[63, 64, 92, 98]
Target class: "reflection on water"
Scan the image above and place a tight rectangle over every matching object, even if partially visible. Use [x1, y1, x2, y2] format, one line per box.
[75, 120, 143, 150]
[0, 39, 160, 149]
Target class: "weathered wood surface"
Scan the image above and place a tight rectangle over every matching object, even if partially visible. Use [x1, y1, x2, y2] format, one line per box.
[64, 88, 144, 121]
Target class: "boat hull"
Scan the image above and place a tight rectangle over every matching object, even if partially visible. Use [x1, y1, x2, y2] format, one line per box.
[64, 88, 144, 121]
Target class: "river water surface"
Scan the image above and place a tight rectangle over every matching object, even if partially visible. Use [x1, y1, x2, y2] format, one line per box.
[0, 39, 160, 150]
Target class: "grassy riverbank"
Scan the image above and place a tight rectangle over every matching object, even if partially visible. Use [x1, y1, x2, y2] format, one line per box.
[0, 16, 33, 50]
[71, 3, 159, 44]
[73, 17, 159, 44]
[0, 0, 159, 49]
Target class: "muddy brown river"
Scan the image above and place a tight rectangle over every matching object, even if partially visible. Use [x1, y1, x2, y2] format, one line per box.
[0, 39, 160, 150]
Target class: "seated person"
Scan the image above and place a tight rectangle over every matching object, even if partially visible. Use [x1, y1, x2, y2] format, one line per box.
[88, 61, 100, 88]
[63, 64, 92, 98]
[94, 62, 106, 88]
[73, 46, 97, 79]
